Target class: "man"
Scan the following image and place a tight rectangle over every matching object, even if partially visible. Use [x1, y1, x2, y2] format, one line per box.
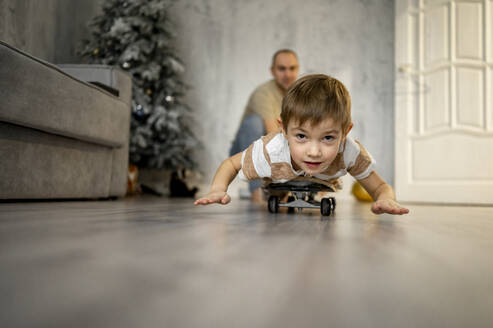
[230, 49, 299, 201]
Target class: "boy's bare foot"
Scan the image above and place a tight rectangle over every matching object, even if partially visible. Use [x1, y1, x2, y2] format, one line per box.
[250, 189, 265, 203]
[251, 189, 291, 210]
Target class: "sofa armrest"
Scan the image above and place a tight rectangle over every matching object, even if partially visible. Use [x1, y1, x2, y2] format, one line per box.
[0, 41, 129, 148]
[58, 64, 132, 106]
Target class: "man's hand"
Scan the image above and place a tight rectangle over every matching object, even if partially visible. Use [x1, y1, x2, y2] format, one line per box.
[371, 199, 409, 215]
[194, 191, 231, 206]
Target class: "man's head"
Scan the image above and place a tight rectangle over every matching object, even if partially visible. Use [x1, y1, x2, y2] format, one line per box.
[271, 49, 299, 92]
[279, 74, 353, 175]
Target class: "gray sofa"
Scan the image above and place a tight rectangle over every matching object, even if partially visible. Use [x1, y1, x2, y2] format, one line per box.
[0, 40, 132, 200]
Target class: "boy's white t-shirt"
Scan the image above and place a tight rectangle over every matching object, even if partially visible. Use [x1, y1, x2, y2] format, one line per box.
[238, 132, 376, 185]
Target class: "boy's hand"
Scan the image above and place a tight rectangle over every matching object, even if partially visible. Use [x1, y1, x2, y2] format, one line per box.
[194, 191, 231, 206]
[371, 199, 409, 215]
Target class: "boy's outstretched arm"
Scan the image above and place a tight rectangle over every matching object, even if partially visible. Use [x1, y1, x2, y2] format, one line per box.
[194, 152, 243, 206]
[358, 172, 409, 215]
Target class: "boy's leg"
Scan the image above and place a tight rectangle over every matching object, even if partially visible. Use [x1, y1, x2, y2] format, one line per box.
[229, 114, 265, 198]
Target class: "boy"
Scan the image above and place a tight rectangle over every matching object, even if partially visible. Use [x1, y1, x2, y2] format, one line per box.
[195, 74, 409, 215]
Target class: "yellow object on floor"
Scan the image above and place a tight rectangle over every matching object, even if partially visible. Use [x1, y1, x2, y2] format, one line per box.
[352, 181, 373, 202]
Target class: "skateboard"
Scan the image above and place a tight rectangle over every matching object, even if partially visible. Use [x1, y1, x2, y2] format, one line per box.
[265, 180, 336, 216]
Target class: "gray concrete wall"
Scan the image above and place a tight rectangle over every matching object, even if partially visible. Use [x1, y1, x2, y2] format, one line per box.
[0, 0, 100, 63]
[171, 0, 395, 192]
[54, 0, 102, 63]
[0, 0, 58, 61]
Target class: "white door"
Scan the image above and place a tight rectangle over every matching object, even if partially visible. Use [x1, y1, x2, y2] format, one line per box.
[395, 0, 493, 204]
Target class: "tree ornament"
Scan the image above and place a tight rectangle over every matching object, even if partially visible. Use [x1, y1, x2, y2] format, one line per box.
[146, 89, 152, 95]
[165, 95, 174, 103]
[122, 62, 130, 69]
[93, 48, 99, 55]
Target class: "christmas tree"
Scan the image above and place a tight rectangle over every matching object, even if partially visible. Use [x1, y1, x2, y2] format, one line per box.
[78, 0, 198, 170]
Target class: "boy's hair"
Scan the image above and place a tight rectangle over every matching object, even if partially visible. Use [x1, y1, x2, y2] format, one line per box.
[281, 74, 352, 133]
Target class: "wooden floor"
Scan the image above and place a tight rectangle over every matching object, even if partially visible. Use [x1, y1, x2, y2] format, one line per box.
[1, 196, 493, 328]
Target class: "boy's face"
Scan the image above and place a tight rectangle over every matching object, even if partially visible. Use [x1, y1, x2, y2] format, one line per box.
[282, 118, 348, 176]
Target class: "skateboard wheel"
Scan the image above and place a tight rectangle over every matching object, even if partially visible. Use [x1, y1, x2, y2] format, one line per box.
[321, 198, 332, 216]
[268, 196, 280, 213]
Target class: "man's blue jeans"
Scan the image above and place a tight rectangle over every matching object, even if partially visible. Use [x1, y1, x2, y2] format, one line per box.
[229, 114, 264, 192]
